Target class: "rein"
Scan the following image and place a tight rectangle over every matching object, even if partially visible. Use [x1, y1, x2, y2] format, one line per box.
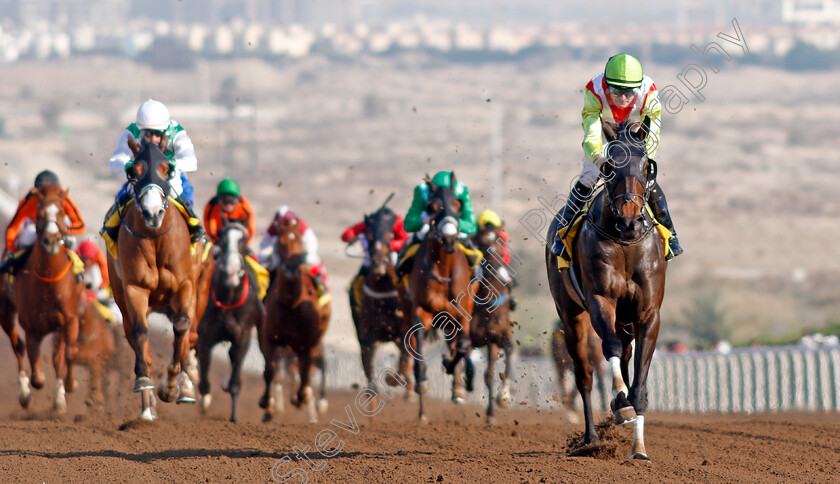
[33, 258, 72, 283]
[211, 274, 250, 310]
[118, 201, 173, 239]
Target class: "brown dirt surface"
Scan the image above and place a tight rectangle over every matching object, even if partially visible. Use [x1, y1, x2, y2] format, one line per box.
[0, 354, 837, 484]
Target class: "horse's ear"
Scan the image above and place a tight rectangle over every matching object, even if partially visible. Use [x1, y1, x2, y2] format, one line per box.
[127, 135, 141, 156]
[602, 122, 618, 143]
[424, 173, 436, 192]
[646, 159, 657, 182]
[450, 171, 457, 187]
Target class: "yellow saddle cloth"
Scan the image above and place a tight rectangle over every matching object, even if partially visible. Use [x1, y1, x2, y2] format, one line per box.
[103, 197, 202, 260]
[556, 202, 672, 271]
[396, 241, 483, 286]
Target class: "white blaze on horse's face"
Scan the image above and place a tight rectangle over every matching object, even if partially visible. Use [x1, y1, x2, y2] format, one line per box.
[42, 203, 62, 254]
[44, 204, 60, 235]
[223, 228, 245, 287]
[139, 186, 166, 229]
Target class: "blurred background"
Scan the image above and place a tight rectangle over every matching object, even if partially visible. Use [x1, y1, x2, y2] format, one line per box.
[0, 0, 839, 357]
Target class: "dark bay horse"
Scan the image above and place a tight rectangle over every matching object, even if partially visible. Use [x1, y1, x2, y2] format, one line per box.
[107, 142, 213, 421]
[196, 223, 264, 422]
[551, 322, 607, 424]
[400, 173, 475, 422]
[13, 183, 84, 413]
[349, 206, 413, 403]
[0, 274, 29, 407]
[259, 215, 330, 423]
[469, 221, 514, 424]
[546, 121, 666, 460]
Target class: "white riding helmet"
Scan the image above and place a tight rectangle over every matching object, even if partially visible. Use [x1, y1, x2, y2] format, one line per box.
[136, 99, 170, 131]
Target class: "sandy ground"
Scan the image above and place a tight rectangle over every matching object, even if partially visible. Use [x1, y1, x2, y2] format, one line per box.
[0, 336, 837, 483]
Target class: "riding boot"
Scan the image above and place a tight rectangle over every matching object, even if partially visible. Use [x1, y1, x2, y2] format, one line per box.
[0, 248, 31, 276]
[550, 180, 594, 259]
[508, 289, 518, 311]
[649, 182, 683, 260]
[100, 190, 133, 245]
[174, 193, 205, 244]
[395, 236, 419, 282]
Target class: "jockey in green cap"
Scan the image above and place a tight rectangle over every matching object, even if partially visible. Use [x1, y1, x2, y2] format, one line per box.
[395, 171, 482, 281]
[550, 53, 683, 261]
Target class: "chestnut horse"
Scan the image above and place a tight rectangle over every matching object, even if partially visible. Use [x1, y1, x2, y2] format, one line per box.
[349, 205, 413, 402]
[107, 142, 213, 421]
[546, 121, 666, 460]
[259, 215, 330, 423]
[13, 183, 84, 413]
[76, 290, 117, 410]
[400, 173, 475, 422]
[469, 221, 514, 424]
[196, 223, 264, 423]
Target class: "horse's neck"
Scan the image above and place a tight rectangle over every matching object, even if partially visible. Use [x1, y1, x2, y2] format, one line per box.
[365, 264, 397, 290]
[213, 269, 247, 305]
[276, 269, 305, 305]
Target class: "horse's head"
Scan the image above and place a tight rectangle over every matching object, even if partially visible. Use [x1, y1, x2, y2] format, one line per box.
[600, 121, 657, 240]
[424, 172, 462, 254]
[475, 220, 504, 267]
[218, 223, 248, 288]
[272, 215, 306, 277]
[363, 207, 397, 277]
[34, 184, 69, 256]
[126, 142, 175, 229]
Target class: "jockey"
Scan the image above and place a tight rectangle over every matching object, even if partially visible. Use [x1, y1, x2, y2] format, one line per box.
[204, 178, 269, 298]
[0, 170, 86, 278]
[203, 178, 256, 246]
[341, 207, 408, 290]
[102, 99, 204, 245]
[395, 171, 481, 282]
[76, 239, 122, 325]
[550, 53, 683, 261]
[257, 205, 329, 297]
[475, 209, 517, 311]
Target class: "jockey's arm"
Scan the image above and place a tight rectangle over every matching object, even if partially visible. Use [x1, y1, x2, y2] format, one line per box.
[170, 128, 198, 174]
[640, 88, 662, 160]
[391, 215, 409, 250]
[240, 196, 257, 245]
[109, 130, 135, 174]
[257, 231, 276, 265]
[301, 228, 321, 267]
[499, 229, 512, 265]
[62, 195, 86, 235]
[403, 184, 429, 233]
[341, 222, 366, 242]
[94, 250, 109, 289]
[203, 201, 221, 244]
[456, 185, 477, 235]
[581, 88, 604, 162]
[5, 194, 36, 252]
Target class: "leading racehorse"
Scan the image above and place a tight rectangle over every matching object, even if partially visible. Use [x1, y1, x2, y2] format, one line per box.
[107, 142, 213, 421]
[13, 183, 84, 413]
[546, 120, 666, 460]
[400, 173, 475, 422]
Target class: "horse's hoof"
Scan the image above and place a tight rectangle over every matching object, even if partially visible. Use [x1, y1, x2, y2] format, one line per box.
[134, 377, 154, 393]
[441, 358, 455, 375]
[384, 374, 400, 386]
[140, 407, 156, 421]
[631, 452, 651, 461]
[177, 373, 197, 404]
[452, 397, 465, 405]
[157, 382, 178, 403]
[19, 392, 32, 409]
[221, 378, 230, 393]
[31, 374, 45, 390]
[486, 415, 498, 425]
[317, 398, 329, 414]
[565, 411, 581, 425]
[415, 381, 428, 395]
[258, 394, 269, 409]
[497, 394, 511, 409]
[262, 412, 273, 423]
[611, 392, 637, 426]
[200, 394, 212, 413]
[66, 378, 78, 393]
[419, 414, 429, 424]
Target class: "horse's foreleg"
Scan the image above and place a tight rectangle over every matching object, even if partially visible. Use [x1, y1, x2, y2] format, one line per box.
[25, 333, 45, 390]
[63, 315, 80, 393]
[499, 340, 514, 408]
[397, 347, 414, 399]
[295, 350, 317, 423]
[315, 352, 328, 414]
[627, 312, 660, 461]
[564, 318, 598, 444]
[590, 299, 635, 426]
[259, 345, 278, 421]
[485, 344, 498, 424]
[227, 336, 247, 423]
[360, 342, 376, 387]
[168, 312, 195, 404]
[124, 286, 153, 394]
[196, 334, 213, 414]
[51, 331, 68, 413]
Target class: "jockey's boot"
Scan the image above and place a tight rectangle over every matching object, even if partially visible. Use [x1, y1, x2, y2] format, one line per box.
[649, 183, 683, 260]
[550, 180, 593, 259]
[508, 290, 518, 311]
[0, 248, 32, 276]
[101, 190, 133, 245]
[394, 239, 419, 283]
[460, 236, 483, 279]
[174, 193, 205, 244]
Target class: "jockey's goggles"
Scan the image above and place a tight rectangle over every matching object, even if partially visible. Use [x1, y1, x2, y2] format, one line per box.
[608, 85, 637, 98]
[141, 129, 165, 139]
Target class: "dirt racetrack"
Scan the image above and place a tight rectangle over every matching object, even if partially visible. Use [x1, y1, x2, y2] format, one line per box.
[0, 340, 838, 484]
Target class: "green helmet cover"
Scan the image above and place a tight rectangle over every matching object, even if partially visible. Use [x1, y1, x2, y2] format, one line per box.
[604, 53, 643, 88]
[216, 178, 240, 197]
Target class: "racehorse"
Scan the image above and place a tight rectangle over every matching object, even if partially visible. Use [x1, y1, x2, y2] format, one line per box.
[107, 142, 214, 421]
[546, 120, 666, 460]
[349, 205, 413, 404]
[196, 223, 264, 423]
[13, 183, 84, 413]
[0, 275, 29, 407]
[400, 173, 475, 422]
[259, 215, 330, 423]
[550, 322, 607, 424]
[469, 220, 514, 424]
[75, 290, 117, 410]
